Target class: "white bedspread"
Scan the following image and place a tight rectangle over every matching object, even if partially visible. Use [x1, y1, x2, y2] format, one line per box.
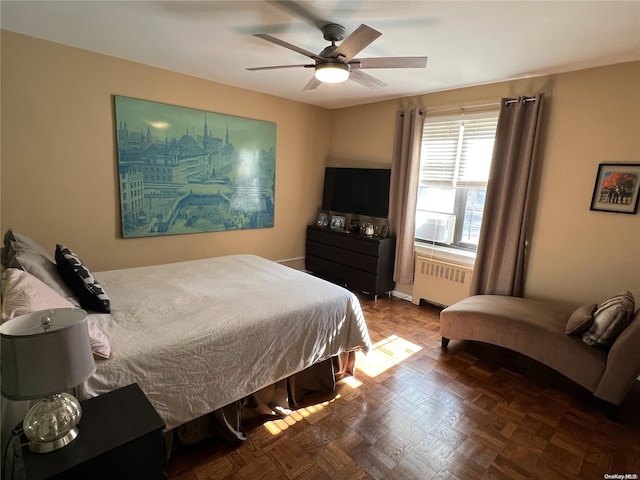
[77, 254, 371, 430]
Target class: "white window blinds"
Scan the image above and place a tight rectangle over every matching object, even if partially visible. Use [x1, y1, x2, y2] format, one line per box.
[419, 111, 499, 188]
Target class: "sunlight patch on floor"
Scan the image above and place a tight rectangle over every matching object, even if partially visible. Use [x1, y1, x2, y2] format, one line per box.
[262, 336, 420, 435]
[356, 334, 422, 378]
[263, 394, 342, 435]
[341, 375, 363, 389]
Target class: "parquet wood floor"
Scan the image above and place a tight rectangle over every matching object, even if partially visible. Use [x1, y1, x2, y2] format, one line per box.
[167, 296, 640, 480]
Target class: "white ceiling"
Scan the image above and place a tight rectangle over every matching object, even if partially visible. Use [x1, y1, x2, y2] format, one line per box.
[2, 1, 639, 109]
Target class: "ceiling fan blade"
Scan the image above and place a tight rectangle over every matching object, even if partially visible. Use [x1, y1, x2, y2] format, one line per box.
[303, 76, 322, 91]
[332, 24, 381, 62]
[254, 33, 323, 61]
[349, 70, 387, 90]
[267, 0, 330, 30]
[350, 56, 428, 69]
[247, 64, 313, 71]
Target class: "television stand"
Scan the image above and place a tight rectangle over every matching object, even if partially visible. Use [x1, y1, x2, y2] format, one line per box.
[305, 225, 395, 299]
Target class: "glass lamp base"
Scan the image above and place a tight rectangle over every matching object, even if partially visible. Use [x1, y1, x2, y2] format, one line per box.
[24, 392, 83, 453]
[29, 426, 79, 453]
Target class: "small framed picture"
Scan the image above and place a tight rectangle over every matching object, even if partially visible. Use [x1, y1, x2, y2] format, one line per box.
[590, 163, 640, 214]
[317, 211, 328, 227]
[330, 215, 346, 230]
[380, 224, 389, 238]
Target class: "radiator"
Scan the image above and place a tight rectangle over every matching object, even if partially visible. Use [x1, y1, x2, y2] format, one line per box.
[412, 255, 474, 307]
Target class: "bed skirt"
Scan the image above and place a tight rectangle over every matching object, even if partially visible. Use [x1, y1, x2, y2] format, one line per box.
[166, 351, 356, 453]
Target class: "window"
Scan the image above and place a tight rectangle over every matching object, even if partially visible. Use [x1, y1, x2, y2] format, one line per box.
[415, 111, 499, 251]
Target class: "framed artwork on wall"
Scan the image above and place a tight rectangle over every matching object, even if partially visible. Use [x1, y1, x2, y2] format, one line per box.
[114, 95, 277, 238]
[590, 163, 640, 214]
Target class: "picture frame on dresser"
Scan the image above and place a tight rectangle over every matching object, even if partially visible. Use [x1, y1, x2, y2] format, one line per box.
[330, 215, 346, 230]
[316, 211, 329, 227]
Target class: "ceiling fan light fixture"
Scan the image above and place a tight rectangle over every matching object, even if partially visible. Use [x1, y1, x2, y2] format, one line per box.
[315, 63, 350, 84]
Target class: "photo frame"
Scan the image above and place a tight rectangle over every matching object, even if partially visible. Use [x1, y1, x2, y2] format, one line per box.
[590, 163, 640, 214]
[316, 211, 328, 227]
[380, 224, 389, 238]
[330, 215, 346, 230]
[114, 95, 277, 238]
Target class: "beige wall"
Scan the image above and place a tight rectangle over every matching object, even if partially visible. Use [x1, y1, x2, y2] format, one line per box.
[527, 62, 640, 306]
[3, 31, 639, 307]
[328, 61, 640, 307]
[1, 31, 330, 271]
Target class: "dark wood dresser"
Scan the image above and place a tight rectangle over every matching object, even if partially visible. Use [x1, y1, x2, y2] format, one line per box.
[305, 225, 395, 299]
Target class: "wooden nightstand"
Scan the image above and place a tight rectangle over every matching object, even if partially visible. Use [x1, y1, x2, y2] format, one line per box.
[21, 383, 166, 480]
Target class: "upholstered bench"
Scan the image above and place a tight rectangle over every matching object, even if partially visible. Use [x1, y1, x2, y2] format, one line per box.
[440, 294, 640, 415]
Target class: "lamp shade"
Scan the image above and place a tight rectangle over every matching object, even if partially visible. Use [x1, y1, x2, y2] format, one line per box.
[1, 308, 96, 400]
[315, 62, 350, 83]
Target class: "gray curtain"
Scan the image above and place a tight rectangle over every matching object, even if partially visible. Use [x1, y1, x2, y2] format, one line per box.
[388, 108, 424, 284]
[471, 94, 544, 296]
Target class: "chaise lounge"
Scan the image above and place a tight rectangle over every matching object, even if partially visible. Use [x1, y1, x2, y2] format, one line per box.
[440, 293, 640, 417]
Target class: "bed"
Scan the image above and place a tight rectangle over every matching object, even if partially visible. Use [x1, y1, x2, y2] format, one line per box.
[1, 230, 372, 449]
[79, 254, 372, 434]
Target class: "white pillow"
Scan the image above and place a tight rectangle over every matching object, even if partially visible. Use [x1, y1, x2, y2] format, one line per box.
[2, 268, 112, 358]
[10, 248, 79, 305]
[86, 318, 112, 359]
[2, 268, 74, 321]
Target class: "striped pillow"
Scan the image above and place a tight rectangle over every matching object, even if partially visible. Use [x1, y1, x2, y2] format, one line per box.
[582, 291, 635, 349]
[55, 244, 111, 313]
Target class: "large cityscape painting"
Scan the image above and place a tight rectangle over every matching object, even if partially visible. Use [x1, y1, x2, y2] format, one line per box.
[114, 96, 276, 238]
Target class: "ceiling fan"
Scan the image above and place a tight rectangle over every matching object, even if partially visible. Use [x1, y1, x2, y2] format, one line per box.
[247, 23, 428, 91]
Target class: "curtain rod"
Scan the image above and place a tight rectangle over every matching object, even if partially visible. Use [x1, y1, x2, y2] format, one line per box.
[425, 96, 536, 115]
[424, 101, 500, 114]
[504, 96, 537, 105]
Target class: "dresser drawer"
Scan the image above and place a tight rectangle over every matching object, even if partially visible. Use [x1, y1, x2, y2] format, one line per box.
[306, 228, 381, 257]
[306, 240, 379, 273]
[305, 225, 395, 297]
[306, 255, 378, 293]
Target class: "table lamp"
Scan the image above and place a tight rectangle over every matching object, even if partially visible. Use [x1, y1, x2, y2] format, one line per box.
[1, 308, 96, 453]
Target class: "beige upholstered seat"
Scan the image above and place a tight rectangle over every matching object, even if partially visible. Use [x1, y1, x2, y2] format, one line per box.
[440, 295, 640, 408]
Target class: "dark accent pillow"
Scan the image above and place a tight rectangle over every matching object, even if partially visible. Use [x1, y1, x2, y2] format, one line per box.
[582, 291, 635, 349]
[55, 244, 111, 313]
[565, 303, 597, 335]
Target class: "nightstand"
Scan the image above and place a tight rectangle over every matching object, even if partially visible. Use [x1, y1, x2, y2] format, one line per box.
[21, 383, 166, 480]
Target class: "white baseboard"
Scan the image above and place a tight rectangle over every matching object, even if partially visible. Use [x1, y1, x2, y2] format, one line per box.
[391, 290, 412, 302]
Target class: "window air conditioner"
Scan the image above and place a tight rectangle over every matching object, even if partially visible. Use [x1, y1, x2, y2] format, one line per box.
[415, 212, 456, 245]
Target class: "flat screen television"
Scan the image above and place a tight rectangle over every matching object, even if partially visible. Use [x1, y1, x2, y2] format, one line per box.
[322, 167, 391, 218]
